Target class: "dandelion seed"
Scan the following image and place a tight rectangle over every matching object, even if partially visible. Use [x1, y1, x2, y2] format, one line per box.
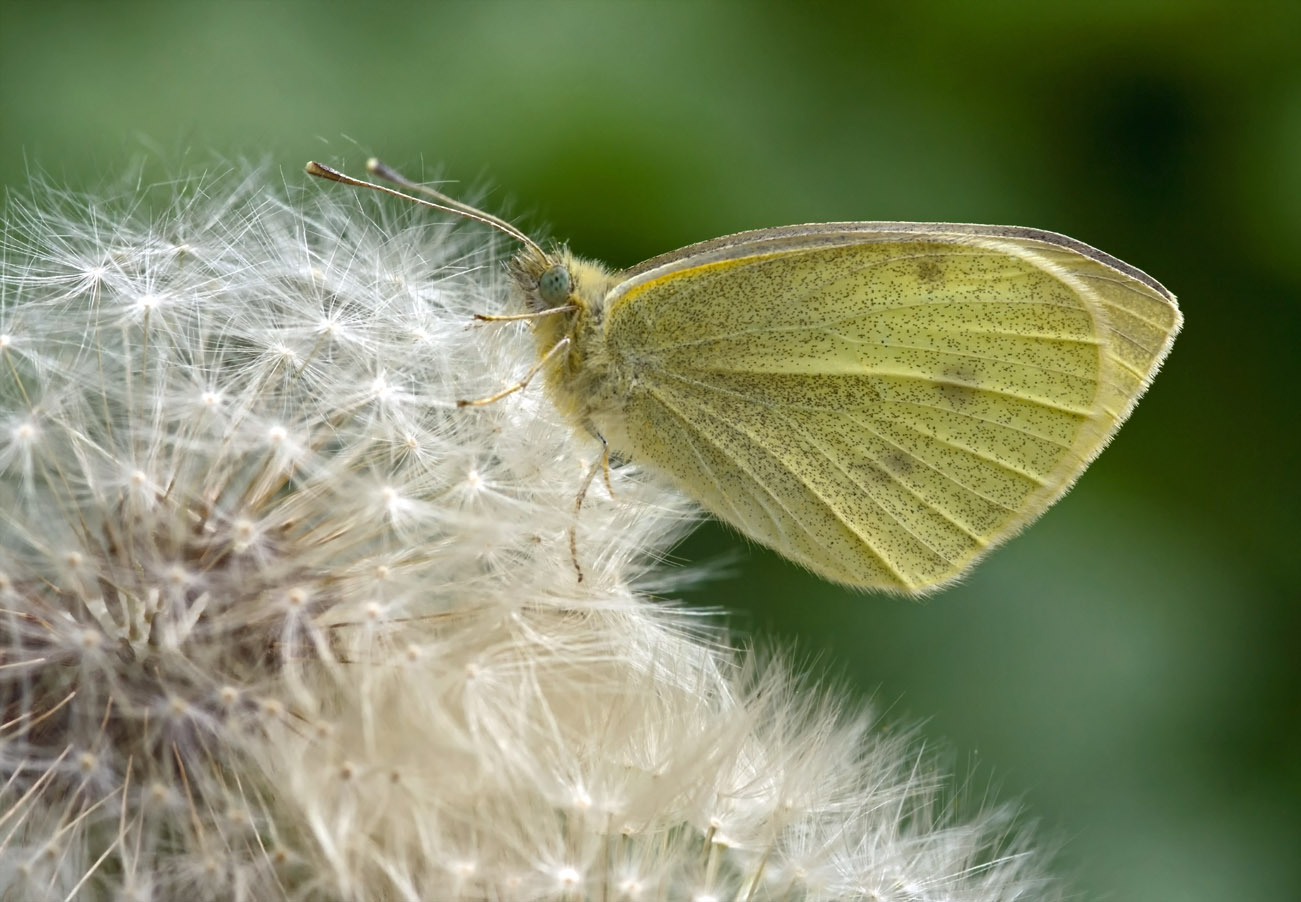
[132, 292, 162, 313]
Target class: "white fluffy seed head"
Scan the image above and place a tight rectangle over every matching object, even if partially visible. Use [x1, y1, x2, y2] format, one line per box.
[0, 164, 1060, 901]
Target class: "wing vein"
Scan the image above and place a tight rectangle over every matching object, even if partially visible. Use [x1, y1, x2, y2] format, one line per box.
[676, 422, 790, 547]
[820, 336, 1102, 380]
[645, 384, 913, 587]
[772, 406, 986, 553]
[656, 369, 1052, 505]
[658, 368, 1092, 436]
[844, 412, 1022, 512]
[648, 299, 1102, 354]
[881, 416, 1053, 486]
[883, 397, 1080, 447]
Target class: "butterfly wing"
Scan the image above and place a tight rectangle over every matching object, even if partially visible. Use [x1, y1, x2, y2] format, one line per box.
[600, 224, 1180, 593]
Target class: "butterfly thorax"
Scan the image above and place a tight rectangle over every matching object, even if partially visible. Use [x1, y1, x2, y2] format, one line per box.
[509, 247, 628, 437]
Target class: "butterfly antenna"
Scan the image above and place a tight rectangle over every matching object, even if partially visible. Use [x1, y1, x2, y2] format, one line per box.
[305, 160, 548, 260]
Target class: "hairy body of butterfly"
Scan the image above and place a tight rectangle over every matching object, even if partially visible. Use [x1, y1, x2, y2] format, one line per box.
[511, 223, 1180, 595]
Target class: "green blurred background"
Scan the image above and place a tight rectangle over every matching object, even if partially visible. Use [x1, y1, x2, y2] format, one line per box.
[2, 1, 1296, 898]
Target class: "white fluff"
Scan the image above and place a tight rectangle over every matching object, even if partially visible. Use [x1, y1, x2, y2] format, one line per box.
[0, 163, 1059, 901]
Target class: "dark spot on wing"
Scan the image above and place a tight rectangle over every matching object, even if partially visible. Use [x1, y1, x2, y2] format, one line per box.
[938, 365, 979, 408]
[883, 450, 914, 476]
[917, 260, 942, 283]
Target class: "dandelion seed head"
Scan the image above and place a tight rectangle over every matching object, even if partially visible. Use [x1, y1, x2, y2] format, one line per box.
[1, 163, 1062, 901]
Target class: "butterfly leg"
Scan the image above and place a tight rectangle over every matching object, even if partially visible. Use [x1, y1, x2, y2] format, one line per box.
[586, 427, 614, 498]
[568, 432, 613, 583]
[569, 457, 604, 583]
[472, 306, 576, 323]
[456, 336, 570, 407]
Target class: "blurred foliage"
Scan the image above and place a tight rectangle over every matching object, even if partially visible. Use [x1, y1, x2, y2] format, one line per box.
[1, 2, 1297, 900]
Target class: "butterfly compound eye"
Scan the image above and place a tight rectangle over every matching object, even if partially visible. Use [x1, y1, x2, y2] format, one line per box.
[538, 265, 572, 307]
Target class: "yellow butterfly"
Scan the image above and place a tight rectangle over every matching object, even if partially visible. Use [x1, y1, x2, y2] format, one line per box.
[308, 161, 1181, 594]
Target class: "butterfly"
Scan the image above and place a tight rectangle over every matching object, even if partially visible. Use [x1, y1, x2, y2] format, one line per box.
[308, 160, 1181, 593]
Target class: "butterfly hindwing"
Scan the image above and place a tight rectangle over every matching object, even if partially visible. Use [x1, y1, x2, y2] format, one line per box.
[600, 227, 1178, 591]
